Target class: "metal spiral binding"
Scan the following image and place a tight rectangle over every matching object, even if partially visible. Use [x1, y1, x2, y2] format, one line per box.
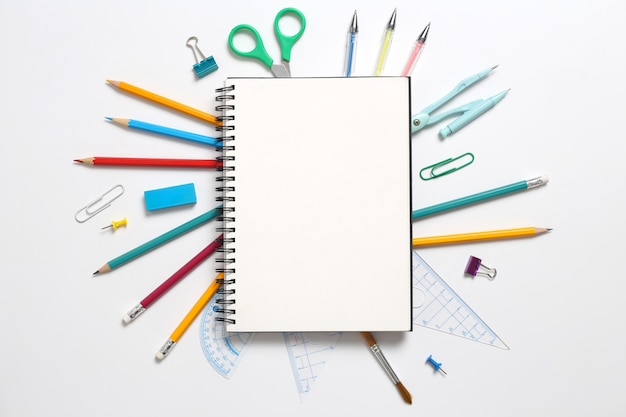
[215, 84, 236, 324]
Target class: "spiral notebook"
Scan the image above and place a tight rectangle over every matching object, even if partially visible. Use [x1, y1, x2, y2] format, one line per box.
[215, 77, 412, 332]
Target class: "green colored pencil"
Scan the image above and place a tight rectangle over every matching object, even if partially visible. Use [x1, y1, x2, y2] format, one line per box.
[93, 206, 222, 275]
[412, 176, 548, 220]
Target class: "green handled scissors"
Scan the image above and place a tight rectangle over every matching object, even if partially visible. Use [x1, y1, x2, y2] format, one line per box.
[228, 7, 306, 77]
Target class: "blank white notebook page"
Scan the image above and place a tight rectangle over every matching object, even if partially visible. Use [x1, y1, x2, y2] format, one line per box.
[219, 77, 412, 332]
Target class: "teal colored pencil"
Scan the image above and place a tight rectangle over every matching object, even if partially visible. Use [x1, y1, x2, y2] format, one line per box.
[93, 206, 222, 275]
[412, 176, 548, 220]
[106, 117, 222, 148]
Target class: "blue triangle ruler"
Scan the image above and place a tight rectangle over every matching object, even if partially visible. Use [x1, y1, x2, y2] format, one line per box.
[283, 332, 342, 398]
[412, 251, 509, 349]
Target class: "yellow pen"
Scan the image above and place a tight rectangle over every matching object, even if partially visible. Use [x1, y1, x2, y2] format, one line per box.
[374, 8, 397, 76]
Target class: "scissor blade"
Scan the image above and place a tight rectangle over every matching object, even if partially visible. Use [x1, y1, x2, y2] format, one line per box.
[281, 61, 291, 77]
[270, 63, 290, 78]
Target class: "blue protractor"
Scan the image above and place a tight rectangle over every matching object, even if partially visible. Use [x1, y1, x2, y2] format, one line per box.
[199, 294, 255, 378]
[412, 251, 509, 349]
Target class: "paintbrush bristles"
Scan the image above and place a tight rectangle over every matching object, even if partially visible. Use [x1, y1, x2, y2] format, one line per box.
[396, 382, 413, 404]
[360, 331, 377, 346]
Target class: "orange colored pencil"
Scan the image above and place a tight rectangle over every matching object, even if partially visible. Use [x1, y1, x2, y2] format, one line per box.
[74, 157, 222, 168]
[106, 80, 222, 126]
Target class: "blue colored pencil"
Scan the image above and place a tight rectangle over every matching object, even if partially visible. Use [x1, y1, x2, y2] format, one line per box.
[106, 117, 222, 148]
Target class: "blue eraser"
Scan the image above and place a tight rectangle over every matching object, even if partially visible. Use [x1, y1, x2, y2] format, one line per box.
[144, 183, 197, 211]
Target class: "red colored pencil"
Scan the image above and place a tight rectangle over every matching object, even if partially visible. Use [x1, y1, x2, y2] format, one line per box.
[123, 234, 223, 323]
[74, 157, 222, 168]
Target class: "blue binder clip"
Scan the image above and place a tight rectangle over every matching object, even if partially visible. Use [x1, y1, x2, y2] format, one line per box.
[186, 36, 218, 78]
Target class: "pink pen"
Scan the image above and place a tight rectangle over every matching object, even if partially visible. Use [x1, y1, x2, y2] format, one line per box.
[401, 22, 430, 76]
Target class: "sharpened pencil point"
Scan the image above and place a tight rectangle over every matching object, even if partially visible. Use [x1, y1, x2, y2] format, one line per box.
[73, 159, 83, 163]
[92, 270, 99, 276]
[105, 116, 112, 121]
[492, 64, 499, 70]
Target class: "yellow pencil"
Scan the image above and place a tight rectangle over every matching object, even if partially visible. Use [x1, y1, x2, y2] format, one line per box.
[156, 273, 223, 360]
[107, 80, 222, 126]
[412, 227, 552, 246]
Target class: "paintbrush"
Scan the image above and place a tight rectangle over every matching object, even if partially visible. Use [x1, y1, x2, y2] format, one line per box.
[361, 332, 412, 404]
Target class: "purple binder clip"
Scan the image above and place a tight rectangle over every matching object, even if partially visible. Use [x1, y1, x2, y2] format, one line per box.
[465, 256, 497, 280]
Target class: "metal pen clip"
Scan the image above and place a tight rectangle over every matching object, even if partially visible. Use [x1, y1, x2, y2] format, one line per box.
[419, 152, 474, 180]
[74, 184, 125, 223]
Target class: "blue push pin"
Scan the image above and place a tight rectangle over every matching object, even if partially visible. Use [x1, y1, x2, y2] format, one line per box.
[186, 36, 218, 78]
[426, 355, 447, 375]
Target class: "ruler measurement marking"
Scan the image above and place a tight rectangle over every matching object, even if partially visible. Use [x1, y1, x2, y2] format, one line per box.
[412, 251, 509, 350]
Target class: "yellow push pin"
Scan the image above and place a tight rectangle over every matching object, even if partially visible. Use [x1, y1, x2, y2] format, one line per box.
[101, 217, 127, 231]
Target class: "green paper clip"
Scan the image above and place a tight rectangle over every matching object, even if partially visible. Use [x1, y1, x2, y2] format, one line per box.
[419, 152, 474, 180]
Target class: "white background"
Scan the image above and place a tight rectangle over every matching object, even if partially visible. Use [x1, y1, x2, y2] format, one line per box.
[1, 0, 624, 416]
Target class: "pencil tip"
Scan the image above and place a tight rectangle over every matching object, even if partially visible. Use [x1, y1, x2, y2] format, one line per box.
[105, 116, 112, 121]
[547, 228, 553, 232]
[396, 382, 412, 404]
[73, 159, 83, 163]
[492, 64, 499, 70]
[92, 270, 99, 276]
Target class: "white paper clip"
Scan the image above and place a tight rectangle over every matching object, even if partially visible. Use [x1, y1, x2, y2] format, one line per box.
[74, 184, 125, 223]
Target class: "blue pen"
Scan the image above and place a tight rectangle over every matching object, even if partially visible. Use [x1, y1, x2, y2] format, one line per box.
[411, 65, 509, 137]
[106, 117, 222, 148]
[344, 10, 358, 77]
